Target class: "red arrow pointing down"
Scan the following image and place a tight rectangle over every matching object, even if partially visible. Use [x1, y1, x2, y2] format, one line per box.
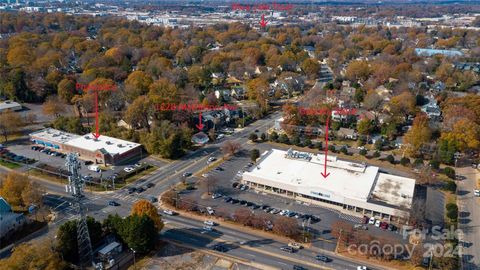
[196, 112, 205, 130]
[92, 89, 100, 139]
[260, 14, 268, 28]
[321, 115, 330, 179]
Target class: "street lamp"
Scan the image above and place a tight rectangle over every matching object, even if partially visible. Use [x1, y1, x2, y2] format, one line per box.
[130, 248, 136, 269]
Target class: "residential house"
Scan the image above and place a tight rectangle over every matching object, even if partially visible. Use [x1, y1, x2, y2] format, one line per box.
[337, 128, 358, 140]
[231, 86, 246, 100]
[303, 46, 315, 58]
[0, 100, 22, 113]
[214, 89, 231, 101]
[0, 197, 25, 239]
[421, 95, 441, 118]
[375, 85, 393, 102]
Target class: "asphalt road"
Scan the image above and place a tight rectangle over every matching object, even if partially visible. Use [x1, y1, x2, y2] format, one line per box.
[457, 166, 480, 270]
[0, 112, 384, 269]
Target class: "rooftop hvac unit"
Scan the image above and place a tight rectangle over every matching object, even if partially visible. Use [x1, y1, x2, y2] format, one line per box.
[84, 136, 90, 139]
[117, 144, 123, 148]
[106, 141, 112, 145]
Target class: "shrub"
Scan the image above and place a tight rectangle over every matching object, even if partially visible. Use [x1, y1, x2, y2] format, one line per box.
[444, 181, 457, 192]
[250, 149, 260, 162]
[328, 145, 336, 152]
[340, 146, 348, 154]
[359, 149, 367, 156]
[278, 134, 289, 144]
[373, 151, 381, 158]
[269, 131, 279, 142]
[292, 135, 301, 146]
[429, 160, 440, 170]
[260, 133, 266, 141]
[315, 142, 323, 150]
[385, 155, 395, 164]
[248, 133, 258, 142]
[446, 203, 458, 221]
[304, 138, 312, 148]
[414, 158, 424, 166]
[400, 157, 410, 166]
[444, 167, 455, 179]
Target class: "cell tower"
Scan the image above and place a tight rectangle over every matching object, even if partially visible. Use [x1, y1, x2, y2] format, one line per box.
[65, 153, 94, 268]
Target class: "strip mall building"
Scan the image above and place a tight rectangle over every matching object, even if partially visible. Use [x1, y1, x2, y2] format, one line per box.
[29, 128, 142, 165]
[242, 149, 417, 224]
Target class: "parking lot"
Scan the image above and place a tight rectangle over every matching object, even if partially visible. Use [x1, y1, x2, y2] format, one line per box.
[180, 149, 408, 252]
[6, 142, 154, 185]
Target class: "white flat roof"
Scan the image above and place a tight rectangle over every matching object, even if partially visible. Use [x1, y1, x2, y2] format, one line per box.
[243, 149, 416, 209]
[30, 128, 80, 144]
[0, 100, 22, 112]
[65, 134, 141, 156]
[30, 128, 141, 156]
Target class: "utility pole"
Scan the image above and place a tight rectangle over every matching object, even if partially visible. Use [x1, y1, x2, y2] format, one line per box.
[65, 153, 94, 269]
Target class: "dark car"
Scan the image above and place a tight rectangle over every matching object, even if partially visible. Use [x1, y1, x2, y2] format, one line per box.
[108, 200, 120, 206]
[212, 244, 228, 252]
[315, 255, 331, 262]
[246, 201, 253, 207]
[293, 266, 308, 270]
[223, 196, 232, 203]
[146, 183, 155, 188]
[127, 187, 137, 194]
[230, 199, 239, 204]
[85, 160, 94, 165]
[388, 224, 397, 231]
[250, 204, 259, 209]
[280, 246, 295, 253]
[240, 200, 248, 205]
[214, 167, 224, 171]
[232, 182, 239, 188]
[136, 187, 145, 193]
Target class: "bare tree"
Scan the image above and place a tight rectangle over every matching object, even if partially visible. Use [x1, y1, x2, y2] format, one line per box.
[273, 216, 300, 238]
[221, 140, 241, 157]
[233, 208, 252, 226]
[416, 165, 440, 186]
[178, 197, 197, 212]
[201, 175, 218, 195]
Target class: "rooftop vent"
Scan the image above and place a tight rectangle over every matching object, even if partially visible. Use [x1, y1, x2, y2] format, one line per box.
[117, 144, 123, 148]
[106, 141, 112, 145]
[84, 136, 90, 139]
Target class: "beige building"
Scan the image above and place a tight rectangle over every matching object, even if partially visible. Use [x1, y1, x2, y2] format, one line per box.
[242, 149, 416, 224]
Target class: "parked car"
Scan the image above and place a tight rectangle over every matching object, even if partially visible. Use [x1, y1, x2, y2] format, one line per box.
[368, 217, 376, 225]
[388, 224, 397, 231]
[223, 196, 232, 203]
[84, 160, 94, 165]
[240, 185, 248, 191]
[230, 199, 239, 204]
[375, 220, 381, 227]
[474, 190, 480, 197]
[124, 167, 134, 173]
[232, 182, 239, 188]
[211, 193, 222, 199]
[354, 224, 368, 230]
[206, 207, 214, 215]
[380, 222, 389, 230]
[315, 255, 331, 262]
[240, 200, 248, 205]
[214, 167, 224, 171]
[293, 266, 308, 270]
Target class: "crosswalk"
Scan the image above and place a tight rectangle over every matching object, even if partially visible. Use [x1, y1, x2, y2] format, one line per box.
[110, 192, 142, 203]
[338, 212, 363, 223]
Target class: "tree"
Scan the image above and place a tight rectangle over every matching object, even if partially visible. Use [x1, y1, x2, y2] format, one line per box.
[260, 132, 267, 141]
[446, 203, 458, 221]
[250, 149, 260, 163]
[359, 148, 367, 156]
[301, 58, 320, 79]
[249, 133, 258, 142]
[444, 167, 455, 180]
[125, 95, 154, 132]
[42, 95, 66, 118]
[0, 172, 42, 210]
[345, 60, 371, 81]
[121, 214, 157, 254]
[57, 217, 103, 263]
[0, 240, 67, 270]
[125, 71, 153, 102]
[131, 200, 164, 231]
[221, 140, 241, 156]
[385, 154, 395, 164]
[269, 131, 279, 142]
[404, 113, 431, 156]
[400, 157, 410, 166]
[357, 119, 373, 136]
[440, 118, 480, 152]
[278, 134, 290, 144]
[57, 78, 77, 104]
[272, 216, 299, 238]
[363, 91, 383, 115]
[246, 78, 270, 112]
[0, 111, 24, 142]
[203, 175, 218, 195]
[388, 91, 415, 118]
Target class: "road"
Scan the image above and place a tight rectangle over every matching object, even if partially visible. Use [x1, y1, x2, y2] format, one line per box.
[0, 111, 384, 269]
[457, 166, 480, 270]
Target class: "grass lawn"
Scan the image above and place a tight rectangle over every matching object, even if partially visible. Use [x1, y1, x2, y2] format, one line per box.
[0, 159, 22, 169]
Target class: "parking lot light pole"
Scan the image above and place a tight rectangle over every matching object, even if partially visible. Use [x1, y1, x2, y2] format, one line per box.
[130, 248, 136, 270]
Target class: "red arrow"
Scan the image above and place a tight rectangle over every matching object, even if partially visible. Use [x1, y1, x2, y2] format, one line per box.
[92, 89, 100, 139]
[260, 14, 268, 28]
[196, 112, 205, 130]
[321, 115, 330, 178]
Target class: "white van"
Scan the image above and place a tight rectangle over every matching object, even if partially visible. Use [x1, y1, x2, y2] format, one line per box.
[88, 165, 100, 172]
